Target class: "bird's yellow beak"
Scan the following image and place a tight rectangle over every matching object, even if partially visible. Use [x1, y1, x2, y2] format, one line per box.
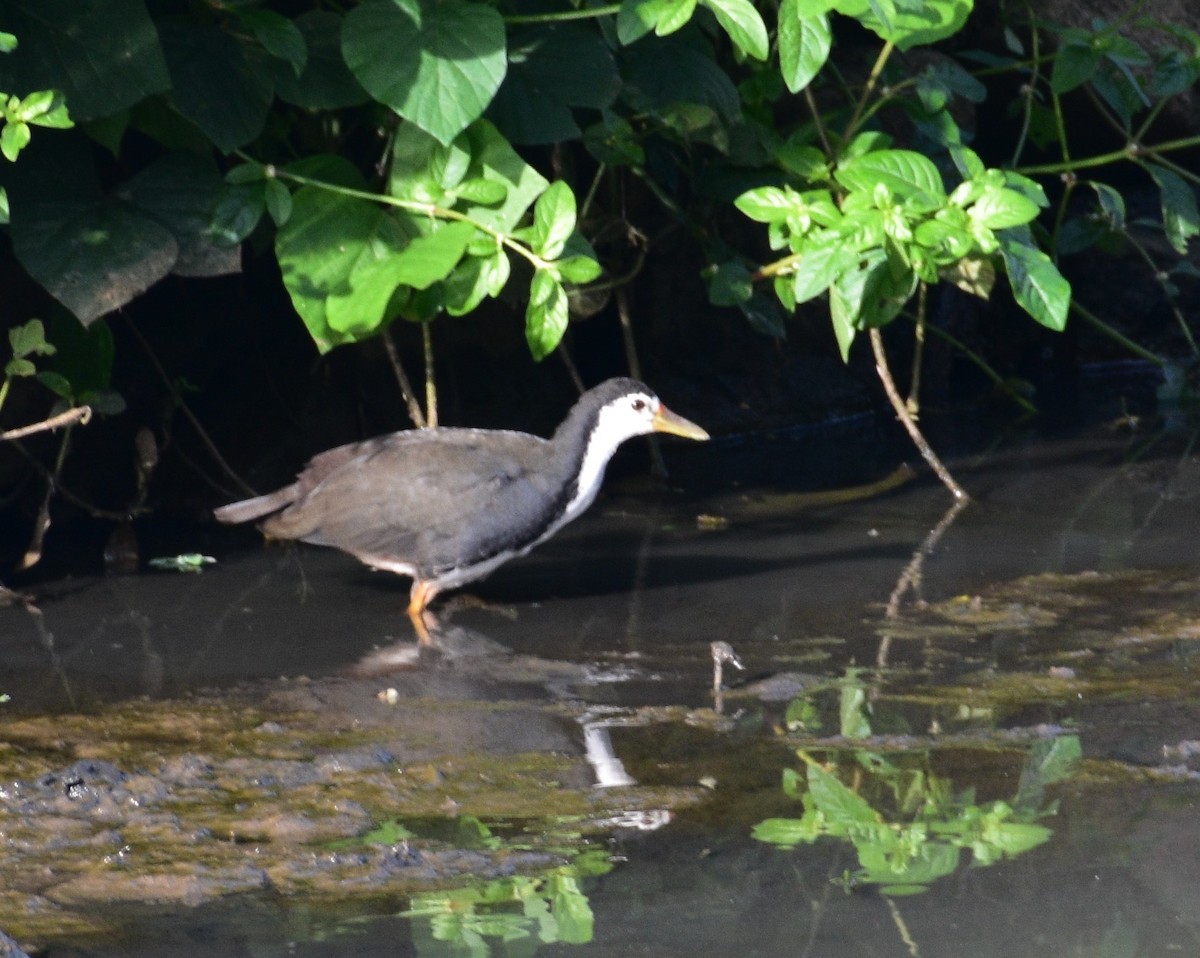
[652, 404, 710, 441]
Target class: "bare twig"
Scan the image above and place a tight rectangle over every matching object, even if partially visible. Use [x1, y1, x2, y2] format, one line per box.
[0, 405, 92, 441]
[382, 328, 426, 428]
[422, 322, 438, 428]
[870, 328, 968, 501]
[124, 317, 257, 497]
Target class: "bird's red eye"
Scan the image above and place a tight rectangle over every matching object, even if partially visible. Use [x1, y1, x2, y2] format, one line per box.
[632, 398, 647, 412]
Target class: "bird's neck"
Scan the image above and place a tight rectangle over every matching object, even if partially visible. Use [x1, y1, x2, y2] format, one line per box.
[550, 398, 631, 523]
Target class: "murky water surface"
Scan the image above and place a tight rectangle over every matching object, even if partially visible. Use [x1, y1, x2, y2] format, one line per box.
[3, 420, 1200, 956]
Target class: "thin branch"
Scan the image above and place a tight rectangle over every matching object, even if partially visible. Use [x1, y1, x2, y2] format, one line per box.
[1069, 299, 1166, 365]
[125, 317, 257, 498]
[907, 282, 926, 418]
[1, 405, 91, 441]
[870, 328, 968, 501]
[382, 327, 426, 428]
[841, 40, 895, 142]
[421, 322, 438, 428]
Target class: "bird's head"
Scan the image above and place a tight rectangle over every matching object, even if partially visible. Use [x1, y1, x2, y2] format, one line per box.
[588, 379, 710, 449]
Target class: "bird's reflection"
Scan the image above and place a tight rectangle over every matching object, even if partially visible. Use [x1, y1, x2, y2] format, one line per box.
[350, 615, 513, 676]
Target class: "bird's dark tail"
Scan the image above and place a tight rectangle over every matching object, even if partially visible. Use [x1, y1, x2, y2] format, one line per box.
[213, 485, 300, 525]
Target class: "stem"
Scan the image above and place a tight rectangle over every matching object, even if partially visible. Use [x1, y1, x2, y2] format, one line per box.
[1017, 135, 1200, 176]
[421, 322, 438, 428]
[125, 317, 257, 498]
[382, 327, 426, 428]
[505, 3, 621, 25]
[907, 282, 926, 418]
[1, 405, 92, 441]
[1132, 91, 1172, 146]
[842, 40, 895, 142]
[870, 328, 968, 501]
[1008, 6, 1041, 169]
[1070, 300, 1165, 365]
[1145, 151, 1200, 187]
[804, 87, 833, 158]
[1119, 226, 1198, 357]
[921, 323, 1038, 414]
[272, 168, 554, 272]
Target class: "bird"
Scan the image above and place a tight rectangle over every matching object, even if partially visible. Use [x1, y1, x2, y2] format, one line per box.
[214, 378, 708, 625]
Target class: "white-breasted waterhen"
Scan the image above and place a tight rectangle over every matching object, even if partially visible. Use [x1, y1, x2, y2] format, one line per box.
[214, 377, 708, 625]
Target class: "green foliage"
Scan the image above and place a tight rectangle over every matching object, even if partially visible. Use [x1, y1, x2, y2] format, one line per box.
[735, 143, 1064, 358]
[754, 734, 1080, 893]
[0, 0, 1196, 390]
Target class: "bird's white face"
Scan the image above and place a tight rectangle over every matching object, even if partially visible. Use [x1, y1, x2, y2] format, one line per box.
[594, 390, 663, 446]
[555, 385, 708, 533]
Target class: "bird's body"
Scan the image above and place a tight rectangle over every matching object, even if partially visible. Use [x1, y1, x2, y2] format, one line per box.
[214, 378, 707, 618]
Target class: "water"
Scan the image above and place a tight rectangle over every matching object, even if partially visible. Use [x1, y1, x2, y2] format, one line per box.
[3, 417, 1200, 956]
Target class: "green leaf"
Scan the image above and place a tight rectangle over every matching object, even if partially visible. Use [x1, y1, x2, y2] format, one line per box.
[741, 289, 788, 337]
[389, 220, 475, 290]
[829, 284, 858, 361]
[1, 120, 30, 161]
[701, 0, 770, 61]
[839, 674, 872, 738]
[584, 115, 645, 166]
[735, 186, 795, 224]
[488, 25, 620, 146]
[793, 242, 856, 302]
[0, 32, 16, 53]
[706, 260, 754, 306]
[533, 181, 577, 259]
[751, 816, 821, 847]
[451, 178, 507, 205]
[275, 169, 381, 351]
[125, 152, 241, 278]
[556, 255, 603, 284]
[1051, 41, 1100, 93]
[807, 763, 880, 824]
[265, 179, 294, 227]
[1014, 735, 1081, 811]
[46, 313, 116, 398]
[210, 183, 267, 247]
[777, 142, 828, 179]
[969, 186, 1041, 230]
[484, 249, 511, 296]
[832, 0, 973, 51]
[778, 1, 832, 93]
[648, 0, 700, 37]
[0, 0, 170, 122]
[343, 0, 507, 146]
[526, 268, 568, 360]
[158, 22, 275, 153]
[835, 150, 946, 206]
[275, 11, 370, 110]
[999, 237, 1071, 332]
[1146, 163, 1200, 254]
[622, 34, 741, 121]
[390, 120, 547, 235]
[239, 9, 307, 77]
[33, 370, 71, 400]
[5, 357, 36, 378]
[9, 319, 54, 359]
[6, 136, 179, 325]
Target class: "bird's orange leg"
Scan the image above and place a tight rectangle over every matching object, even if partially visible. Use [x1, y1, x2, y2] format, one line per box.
[407, 579, 439, 645]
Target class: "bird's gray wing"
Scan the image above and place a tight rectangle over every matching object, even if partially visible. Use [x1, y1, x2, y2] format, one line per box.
[264, 430, 557, 571]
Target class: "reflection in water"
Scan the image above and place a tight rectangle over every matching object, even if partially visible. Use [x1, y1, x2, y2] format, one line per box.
[5, 424, 1200, 955]
[755, 668, 1081, 894]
